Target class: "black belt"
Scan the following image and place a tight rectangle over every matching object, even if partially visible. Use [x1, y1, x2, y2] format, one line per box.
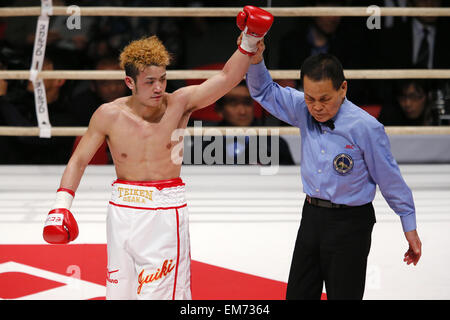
[306, 195, 351, 209]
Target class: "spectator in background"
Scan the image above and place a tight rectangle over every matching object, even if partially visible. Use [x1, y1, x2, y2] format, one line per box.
[214, 81, 263, 128]
[382, 0, 409, 29]
[185, 81, 294, 165]
[378, 79, 439, 126]
[277, 0, 374, 106]
[4, 0, 93, 69]
[373, 0, 450, 122]
[279, 0, 352, 70]
[71, 54, 130, 126]
[380, 0, 450, 70]
[0, 49, 76, 164]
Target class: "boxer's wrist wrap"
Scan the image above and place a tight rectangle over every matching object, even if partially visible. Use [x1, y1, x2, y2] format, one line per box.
[240, 31, 262, 55]
[52, 188, 74, 210]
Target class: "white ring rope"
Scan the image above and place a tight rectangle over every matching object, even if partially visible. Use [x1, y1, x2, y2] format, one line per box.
[1, 6, 450, 17]
[0, 126, 449, 137]
[1, 69, 450, 80]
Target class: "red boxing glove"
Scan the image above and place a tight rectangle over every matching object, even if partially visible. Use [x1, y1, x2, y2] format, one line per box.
[43, 188, 79, 244]
[43, 208, 79, 244]
[237, 5, 274, 55]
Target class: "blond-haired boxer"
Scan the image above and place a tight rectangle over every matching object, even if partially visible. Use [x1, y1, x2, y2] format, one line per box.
[43, 6, 273, 299]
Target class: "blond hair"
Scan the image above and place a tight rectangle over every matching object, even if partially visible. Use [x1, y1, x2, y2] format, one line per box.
[119, 36, 171, 80]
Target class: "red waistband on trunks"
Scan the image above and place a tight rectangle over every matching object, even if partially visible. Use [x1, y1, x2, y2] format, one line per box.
[112, 177, 184, 190]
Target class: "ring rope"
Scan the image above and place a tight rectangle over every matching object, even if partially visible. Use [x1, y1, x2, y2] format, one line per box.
[1, 6, 450, 17]
[1, 69, 450, 80]
[0, 126, 449, 137]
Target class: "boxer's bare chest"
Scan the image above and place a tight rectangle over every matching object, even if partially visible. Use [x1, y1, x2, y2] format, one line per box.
[106, 101, 190, 168]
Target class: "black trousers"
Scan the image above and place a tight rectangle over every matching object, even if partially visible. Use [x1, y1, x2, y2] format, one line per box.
[286, 200, 376, 300]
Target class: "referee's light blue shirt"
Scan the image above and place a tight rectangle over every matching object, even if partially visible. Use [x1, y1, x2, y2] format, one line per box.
[246, 60, 416, 232]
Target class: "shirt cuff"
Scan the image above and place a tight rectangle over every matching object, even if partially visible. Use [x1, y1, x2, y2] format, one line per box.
[246, 59, 275, 93]
[247, 59, 268, 77]
[400, 213, 417, 232]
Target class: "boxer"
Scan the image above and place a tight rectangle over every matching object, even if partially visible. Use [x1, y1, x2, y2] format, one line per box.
[43, 6, 273, 300]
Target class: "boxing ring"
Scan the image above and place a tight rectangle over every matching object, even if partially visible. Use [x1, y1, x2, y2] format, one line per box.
[0, 4, 450, 300]
[0, 164, 449, 300]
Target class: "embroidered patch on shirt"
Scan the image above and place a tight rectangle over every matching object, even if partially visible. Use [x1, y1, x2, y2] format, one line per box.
[333, 153, 354, 175]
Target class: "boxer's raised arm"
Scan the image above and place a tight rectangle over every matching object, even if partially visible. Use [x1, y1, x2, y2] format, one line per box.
[183, 6, 273, 112]
[184, 50, 251, 112]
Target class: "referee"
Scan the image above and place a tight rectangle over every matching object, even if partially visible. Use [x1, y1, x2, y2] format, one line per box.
[245, 43, 422, 300]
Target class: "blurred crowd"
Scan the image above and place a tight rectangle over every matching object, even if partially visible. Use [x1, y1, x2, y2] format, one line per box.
[0, 0, 449, 164]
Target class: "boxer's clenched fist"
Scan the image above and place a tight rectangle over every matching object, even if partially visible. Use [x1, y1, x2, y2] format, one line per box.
[236, 5, 273, 56]
[43, 188, 79, 244]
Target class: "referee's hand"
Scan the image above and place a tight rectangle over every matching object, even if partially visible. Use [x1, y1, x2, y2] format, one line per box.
[404, 230, 422, 266]
[237, 33, 265, 65]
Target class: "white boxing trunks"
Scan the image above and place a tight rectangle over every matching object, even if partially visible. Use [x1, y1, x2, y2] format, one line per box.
[106, 177, 191, 300]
